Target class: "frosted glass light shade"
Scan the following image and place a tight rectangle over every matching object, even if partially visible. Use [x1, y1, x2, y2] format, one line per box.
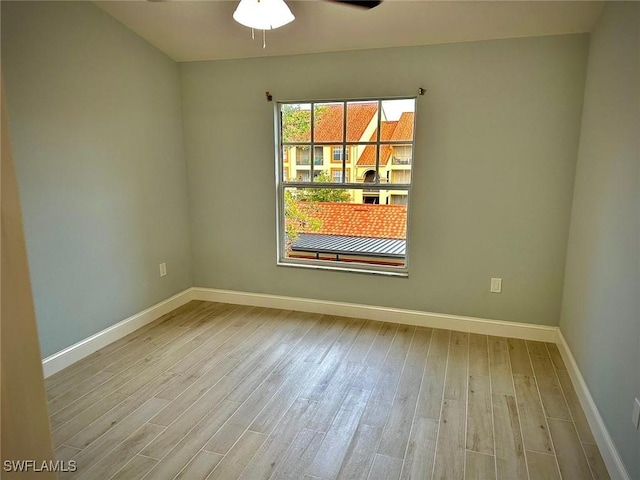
[233, 0, 295, 30]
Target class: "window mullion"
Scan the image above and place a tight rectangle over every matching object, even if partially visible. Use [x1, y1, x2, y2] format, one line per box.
[376, 99, 382, 185]
[342, 101, 347, 183]
[310, 103, 315, 181]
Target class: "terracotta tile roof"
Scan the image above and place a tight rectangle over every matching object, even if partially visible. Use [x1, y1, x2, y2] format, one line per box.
[299, 202, 407, 239]
[314, 103, 377, 143]
[356, 121, 397, 167]
[391, 112, 414, 141]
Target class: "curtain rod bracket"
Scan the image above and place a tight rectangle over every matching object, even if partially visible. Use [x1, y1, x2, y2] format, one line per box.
[266, 91, 273, 102]
[418, 87, 425, 96]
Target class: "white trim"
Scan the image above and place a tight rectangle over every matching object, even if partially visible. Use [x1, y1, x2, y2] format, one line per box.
[42, 288, 194, 378]
[191, 287, 557, 342]
[556, 330, 631, 480]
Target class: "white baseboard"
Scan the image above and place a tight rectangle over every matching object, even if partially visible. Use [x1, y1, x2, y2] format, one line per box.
[556, 330, 630, 480]
[42, 288, 194, 378]
[191, 287, 558, 342]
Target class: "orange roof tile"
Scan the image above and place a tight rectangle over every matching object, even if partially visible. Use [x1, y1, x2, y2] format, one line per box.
[391, 112, 414, 141]
[356, 121, 397, 167]
[299, 202, 407, 239]
[314, 103, 377, 143]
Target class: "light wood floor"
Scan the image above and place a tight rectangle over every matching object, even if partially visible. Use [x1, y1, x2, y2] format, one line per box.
[46, 301, 610, 480]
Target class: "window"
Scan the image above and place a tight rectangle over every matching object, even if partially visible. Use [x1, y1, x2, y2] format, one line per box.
[277, 98, 416, 275]
[391, 170, 411, 183]
[296, 146, 310, 165]
[297, 171, 310, 182]
[392, 145, 412, 165]
[331, 168, 350, 183]
[332, 146, 348, 162]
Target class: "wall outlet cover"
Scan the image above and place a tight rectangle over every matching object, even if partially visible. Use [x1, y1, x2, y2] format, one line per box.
[490, 277, 502, 293]
[159, 262, 167, 277]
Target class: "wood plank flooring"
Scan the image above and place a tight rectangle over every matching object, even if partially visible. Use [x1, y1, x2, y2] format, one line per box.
[46, 301, 609, 480]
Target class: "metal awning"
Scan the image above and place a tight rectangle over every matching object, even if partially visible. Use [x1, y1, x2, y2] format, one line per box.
[291, 233, 405, 258]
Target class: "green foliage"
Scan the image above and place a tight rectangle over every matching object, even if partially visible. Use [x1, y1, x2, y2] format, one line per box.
[281, 104, 311, 143]
[281, 104, 328, 143]
[284, 190, 321, 249]
[298, 171, 351, 203]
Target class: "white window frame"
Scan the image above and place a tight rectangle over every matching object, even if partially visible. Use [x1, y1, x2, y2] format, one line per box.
[332, 146, 348, 162]
[275, 96, 417, 276]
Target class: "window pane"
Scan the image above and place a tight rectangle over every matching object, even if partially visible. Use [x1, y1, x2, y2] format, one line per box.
[293, 145, 311, 165]
[346, 101, 379, 142]
[386, 143, 412, 186]
[358, 144, 411, 187]
[390, 144, 412, 166]
[295, 170, 311, 182]
[283, 186, 407, 268]
[375, 189, 410, 206]
[314, 102, 344, 143]
[389, 167, 412, 185]
[388, 191, 409, 205]
[281, 103, 311, 142]
[330, 145, 348, 163]
[313, 169, 328, 181]
[381, 99, 415, 141]
[314, 146, 324, 166]
[353, 143, 377, 181]
[329, 167, 350, 184]
[311, 168, 348, 184]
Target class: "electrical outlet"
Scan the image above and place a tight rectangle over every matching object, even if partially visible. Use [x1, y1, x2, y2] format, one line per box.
[633, 398, 640, 429]
[159, 262, 167, 277]
[490, 277, 502, 293]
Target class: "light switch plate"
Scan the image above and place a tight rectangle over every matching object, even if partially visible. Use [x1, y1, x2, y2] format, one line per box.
[159, 262, 167, 277]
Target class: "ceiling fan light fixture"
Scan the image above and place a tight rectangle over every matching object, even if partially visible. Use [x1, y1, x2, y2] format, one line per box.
[233, 0, 295, 30]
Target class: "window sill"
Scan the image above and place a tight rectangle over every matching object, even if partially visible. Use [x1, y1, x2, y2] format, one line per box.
[277, 259, 409, 277]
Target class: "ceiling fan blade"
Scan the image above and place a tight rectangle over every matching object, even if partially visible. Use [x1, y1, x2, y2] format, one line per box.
[327, 1, 382, 9]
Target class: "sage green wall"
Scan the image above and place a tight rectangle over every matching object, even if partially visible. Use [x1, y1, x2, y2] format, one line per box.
[180, 34, 588, 326]
[2, 2, 193, 357]
[559, 3, 640, 478]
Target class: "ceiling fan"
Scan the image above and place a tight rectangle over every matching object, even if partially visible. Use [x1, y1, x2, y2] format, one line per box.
[327, 1, 382, 8]
[232, 0, 382, 47]
[148, 0, 382, 7]
[148, 0, 383, 47]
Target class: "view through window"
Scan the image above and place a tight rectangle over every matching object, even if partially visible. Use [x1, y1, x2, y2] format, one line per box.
[277, 98, 416, 273]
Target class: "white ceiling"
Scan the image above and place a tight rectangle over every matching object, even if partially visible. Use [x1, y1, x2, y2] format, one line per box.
[94, 1, 604, 62]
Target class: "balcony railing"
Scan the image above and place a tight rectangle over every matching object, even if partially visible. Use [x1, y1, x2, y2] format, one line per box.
[392, 157, 412, 165]
[297, 157, 324, 166]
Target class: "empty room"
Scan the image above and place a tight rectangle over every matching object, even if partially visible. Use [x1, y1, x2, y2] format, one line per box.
[1, 1, 638, 479]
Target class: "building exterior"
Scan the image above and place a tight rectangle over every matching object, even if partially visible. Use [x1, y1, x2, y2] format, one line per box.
[283, 103, 414, 206]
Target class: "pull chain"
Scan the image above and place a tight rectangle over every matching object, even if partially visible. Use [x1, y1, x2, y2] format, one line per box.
[249, 28, 267, 49]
